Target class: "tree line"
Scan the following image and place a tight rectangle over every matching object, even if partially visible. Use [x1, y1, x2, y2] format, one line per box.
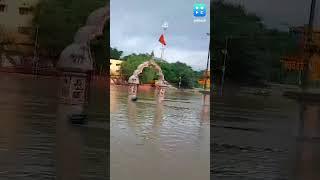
[32, 0, 107, 69]
[212, 1, 299, 85]
[32, 0, 300, 85]
[111, 48, 204, 89]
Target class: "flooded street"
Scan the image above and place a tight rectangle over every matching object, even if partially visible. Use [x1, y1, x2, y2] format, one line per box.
[213, 85, 320, 179]
[110, 86, 210, 180]
[0, 73, 107, 179]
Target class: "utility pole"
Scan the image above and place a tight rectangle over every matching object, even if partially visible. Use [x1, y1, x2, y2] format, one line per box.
[204, 33, 210, 91]
[220, 36, 229, 96]
[302, 0, 317, 89]
[33, 25, 39, 77]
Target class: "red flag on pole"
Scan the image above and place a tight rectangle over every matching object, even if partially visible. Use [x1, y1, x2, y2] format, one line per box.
[159, 34, 166, 46]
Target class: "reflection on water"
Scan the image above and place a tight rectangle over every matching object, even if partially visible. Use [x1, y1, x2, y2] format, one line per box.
[56, 105, 83, 180]
[0, 73, 107, 179]
[293, 103, 320, 180]
[110, 86, 210, 180]
[213, 88, 320, 180]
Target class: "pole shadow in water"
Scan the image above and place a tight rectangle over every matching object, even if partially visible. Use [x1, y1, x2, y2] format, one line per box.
[127, 99, 164, 131]
[200, 94, 210, 123]
[127, 99, 138, 129]
[56, 104, 83, 180]
[291, 103, 320, 180]
[153, 102, 164, 129]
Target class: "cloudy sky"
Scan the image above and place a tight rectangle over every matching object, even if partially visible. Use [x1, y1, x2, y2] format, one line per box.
[110, 0, 210, 70]
[226, 0, 320, 30]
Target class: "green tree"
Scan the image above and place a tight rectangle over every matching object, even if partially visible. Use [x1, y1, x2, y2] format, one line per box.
[33, 0, 106, 66]
[213, 1, 297, 83]
[156, 60, 199, 88]
[120, 53, 201, 88]
[110, 47, 123, 59]
[91, 24, 108, 72]
[120, 53, 153, 82]
[170, 62, 197, 88]
[140, 67, 158, 84]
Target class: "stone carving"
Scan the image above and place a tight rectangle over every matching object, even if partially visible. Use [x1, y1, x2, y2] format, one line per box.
[57, 5, 108, 72]
[128, 59, 168, 102]
[57, 5, 109, 105]
[129, 59, 167, 86]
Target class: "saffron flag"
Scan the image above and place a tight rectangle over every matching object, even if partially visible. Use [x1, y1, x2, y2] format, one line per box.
[159, 34, 166, 46]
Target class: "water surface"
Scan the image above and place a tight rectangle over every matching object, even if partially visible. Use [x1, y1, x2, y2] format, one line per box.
[110, 86, 210, 180]
[0, 73, 107, 179]
[213, 85, 320, 179]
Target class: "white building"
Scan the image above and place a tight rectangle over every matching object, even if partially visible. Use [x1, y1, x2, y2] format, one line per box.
[0, 0, 39, 56]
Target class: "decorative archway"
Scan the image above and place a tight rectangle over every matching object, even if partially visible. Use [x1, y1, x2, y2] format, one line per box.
[56, 5, 108, 105]
[57, 5, 109, 71]
[128, 59, 168, 102]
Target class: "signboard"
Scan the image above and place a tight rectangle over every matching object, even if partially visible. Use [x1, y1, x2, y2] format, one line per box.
[198, 79, 210, 89]
[282, 60, 306, 71]
[281, 56, 306, 71]
[309, 54, 320, 80]
[281, 55, 320, 80]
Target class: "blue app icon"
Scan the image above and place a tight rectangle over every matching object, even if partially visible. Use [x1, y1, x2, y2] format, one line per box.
[193, 3, 206, 17]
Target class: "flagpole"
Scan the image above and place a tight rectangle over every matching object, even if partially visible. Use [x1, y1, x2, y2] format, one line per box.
[161, 21, 168, 59]
[161, 32, 165, 60]
[161, 44, 164, 59]
[204, 33, 210, 91]
[160, 44, 164, 59]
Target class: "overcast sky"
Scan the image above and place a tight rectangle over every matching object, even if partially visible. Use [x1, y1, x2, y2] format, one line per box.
[110, 0, 210, 70]
[226, 0, 320, 30]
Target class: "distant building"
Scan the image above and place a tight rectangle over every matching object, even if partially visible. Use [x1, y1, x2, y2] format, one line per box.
[0, 0, 39, 56]
[289, 26, 320, 50]
[110, 59, 123, 77]
[198, 70, 210, 89]
[281, 26, 320, 82]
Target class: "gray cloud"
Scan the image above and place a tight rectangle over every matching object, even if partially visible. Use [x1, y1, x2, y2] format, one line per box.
[226, 0, 319, 30]
[111, 0, 210, 70]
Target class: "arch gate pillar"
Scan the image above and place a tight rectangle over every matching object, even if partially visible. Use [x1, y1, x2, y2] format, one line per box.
[128, 75, 139, 100]
[53, 5, 108, 179]
[128, 59, 168, 102]
[56, 5, 108, 107]
[54, 3, 108, 137]
[156, 82, 167, 102]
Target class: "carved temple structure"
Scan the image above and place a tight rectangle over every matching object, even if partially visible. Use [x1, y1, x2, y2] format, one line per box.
[128, 59, 168, 102]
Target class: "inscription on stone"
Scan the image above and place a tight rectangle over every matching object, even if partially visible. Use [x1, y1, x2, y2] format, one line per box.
[71, 78, 86, 101]
[71, 54, 85, 64]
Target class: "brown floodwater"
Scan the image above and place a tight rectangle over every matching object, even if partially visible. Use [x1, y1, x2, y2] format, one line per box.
[213, 85, 320, 179]
[110, 85, 210, 180]
[0, 73, 107, 179]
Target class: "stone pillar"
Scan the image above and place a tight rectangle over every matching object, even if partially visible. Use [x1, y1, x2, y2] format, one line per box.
[55, 43, 93, 179]
[128, 83, 138, 100]
[156, 84, 167, 102]
[57, 43, 93, 109]
[128, 75, 139, 101]
[60, 72, 89, 105]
